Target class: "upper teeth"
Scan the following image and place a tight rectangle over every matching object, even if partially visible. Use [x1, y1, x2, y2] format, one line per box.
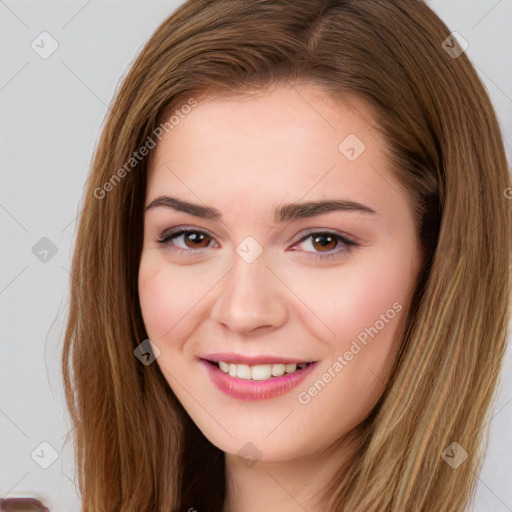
[218, 361, 307, 380]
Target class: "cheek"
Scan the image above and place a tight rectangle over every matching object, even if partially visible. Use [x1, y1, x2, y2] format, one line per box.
[289, 251, 415, 434]
[138, 265, 170, 342]
[138, 256, 192, 342]
[138, 253, 228, 348]
[287, 243, 415, 365]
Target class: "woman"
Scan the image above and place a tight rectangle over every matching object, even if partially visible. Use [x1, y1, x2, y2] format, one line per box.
[62, 0, 512, 510]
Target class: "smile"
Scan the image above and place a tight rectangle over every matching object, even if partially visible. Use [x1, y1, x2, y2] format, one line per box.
[217, 361, 311, 380]
[200, 359, 319, 401]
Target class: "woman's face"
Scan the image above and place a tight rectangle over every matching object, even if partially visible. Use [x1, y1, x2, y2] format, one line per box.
[138, 84, 423, 462]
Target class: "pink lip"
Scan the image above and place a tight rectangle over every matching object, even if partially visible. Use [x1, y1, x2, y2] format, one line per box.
[199, 352, 314, 365]
[199, 359, 319, 401]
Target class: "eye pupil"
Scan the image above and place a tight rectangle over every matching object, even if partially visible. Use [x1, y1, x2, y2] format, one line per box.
[312, 233, 336, 252]
[185, 231, 209, 248]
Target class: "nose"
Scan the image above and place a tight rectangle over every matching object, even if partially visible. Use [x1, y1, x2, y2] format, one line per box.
[210, 251, 288, 335]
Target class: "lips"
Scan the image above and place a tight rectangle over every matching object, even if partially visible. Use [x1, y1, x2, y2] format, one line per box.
[199, 358, 319, 400]
[200, 352, 315, 365]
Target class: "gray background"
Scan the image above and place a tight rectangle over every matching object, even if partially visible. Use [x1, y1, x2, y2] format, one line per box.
[1, 1, 511, 511]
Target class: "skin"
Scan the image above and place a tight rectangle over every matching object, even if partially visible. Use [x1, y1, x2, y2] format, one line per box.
[138, 83, 424, 511]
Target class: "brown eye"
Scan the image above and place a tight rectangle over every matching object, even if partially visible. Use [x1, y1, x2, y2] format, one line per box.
[292, 231, 359, 261]
[310, 233, 337, 252]
[157, 228, 217, 253]
[182, 231, 211, 248]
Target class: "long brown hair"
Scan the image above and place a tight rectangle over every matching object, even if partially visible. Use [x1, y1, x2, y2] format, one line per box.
[62, 0, 512, 510]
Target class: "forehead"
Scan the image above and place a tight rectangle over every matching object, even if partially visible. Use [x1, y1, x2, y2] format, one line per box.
[145, 84, 402, 222]
[149, 84, 380, 167]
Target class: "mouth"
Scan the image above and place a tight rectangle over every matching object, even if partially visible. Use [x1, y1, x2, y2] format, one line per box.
[199, 358, 319, 401]
[203, 359, 315, 381]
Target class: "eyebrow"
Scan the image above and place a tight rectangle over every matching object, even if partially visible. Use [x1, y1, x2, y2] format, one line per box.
[145, 195, 377, 222]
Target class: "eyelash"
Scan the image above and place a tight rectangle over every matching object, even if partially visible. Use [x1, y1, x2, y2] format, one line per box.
[156, 227, 359, 261]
